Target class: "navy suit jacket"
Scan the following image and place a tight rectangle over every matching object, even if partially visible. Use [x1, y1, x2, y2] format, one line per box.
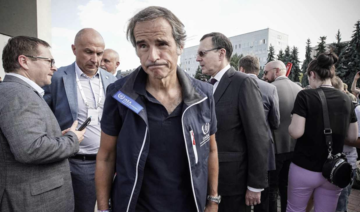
[44, 62, 117, 130]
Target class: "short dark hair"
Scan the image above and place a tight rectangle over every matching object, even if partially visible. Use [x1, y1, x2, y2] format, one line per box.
[2, 36, 50, 73]
[126, 6, 186, 49]
[200, 32, 233, 61]
[238, 55, 260, 74]
[307, 52, 338, 81]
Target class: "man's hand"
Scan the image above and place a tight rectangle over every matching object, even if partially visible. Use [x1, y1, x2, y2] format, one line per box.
[69, 120, 86, 142]
[205, 201, 218, 212]
[245, 189, 261, 206]
[61, 128, 70, 135]
[355, 71, 360, 80]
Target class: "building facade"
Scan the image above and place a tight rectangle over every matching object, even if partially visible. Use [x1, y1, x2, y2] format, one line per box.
[180, 28, 289, 77]
[0, 0, 51, 79]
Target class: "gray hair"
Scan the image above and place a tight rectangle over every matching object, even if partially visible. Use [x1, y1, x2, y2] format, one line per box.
[126, 6, 186, 48]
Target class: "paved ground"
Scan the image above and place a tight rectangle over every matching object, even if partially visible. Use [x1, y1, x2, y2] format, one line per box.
[348, 188, 360, 212]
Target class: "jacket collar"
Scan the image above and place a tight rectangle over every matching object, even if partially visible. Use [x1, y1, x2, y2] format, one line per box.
[214, 67, 236, 104]
[120, 66, 206, 106]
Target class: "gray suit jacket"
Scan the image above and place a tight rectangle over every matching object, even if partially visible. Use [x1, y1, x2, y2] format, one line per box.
[271, 76, 302, 154]
[249, 74, 280, 171]
[44, 63, 116, 130]
[215, 68, 269, 196]
[0, 75, 79, 211]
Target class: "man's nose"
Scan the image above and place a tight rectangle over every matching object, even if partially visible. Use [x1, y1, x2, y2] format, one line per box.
[148, 46, 160, 62]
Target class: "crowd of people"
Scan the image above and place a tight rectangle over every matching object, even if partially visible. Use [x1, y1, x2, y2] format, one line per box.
[0, 5, 359, 212]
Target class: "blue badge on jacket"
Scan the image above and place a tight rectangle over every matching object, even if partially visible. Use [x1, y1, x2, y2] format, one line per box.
[113, 91, 143, 114]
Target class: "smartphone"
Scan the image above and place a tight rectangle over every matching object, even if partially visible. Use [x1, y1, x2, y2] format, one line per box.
[78, 116, 91, 131]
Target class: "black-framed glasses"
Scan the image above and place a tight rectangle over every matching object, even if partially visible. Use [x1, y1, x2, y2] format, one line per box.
[25, 55, 55, 68]
[197, 47, 222, 57]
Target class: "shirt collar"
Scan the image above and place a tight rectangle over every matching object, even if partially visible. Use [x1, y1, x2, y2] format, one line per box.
[211, 64, 230, 82]
[75, 62, 99, 79]
[247, 73, 257, 78]
[6, 73, 45, 97]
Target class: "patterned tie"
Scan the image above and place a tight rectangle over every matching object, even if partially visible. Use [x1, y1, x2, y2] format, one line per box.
[209, 78, 217, 85]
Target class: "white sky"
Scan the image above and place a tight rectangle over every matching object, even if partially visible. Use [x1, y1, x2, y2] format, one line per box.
[51, 0, 360, 71]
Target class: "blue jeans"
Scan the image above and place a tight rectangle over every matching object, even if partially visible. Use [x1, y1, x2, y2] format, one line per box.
[336, 169, 357, 212]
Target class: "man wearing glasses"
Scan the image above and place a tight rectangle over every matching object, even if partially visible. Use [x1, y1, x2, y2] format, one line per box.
[196, 32, 269, 212]
[44, 28, 116, 212]
[263, 61, 302, 212]
[0, 36, 85, 211]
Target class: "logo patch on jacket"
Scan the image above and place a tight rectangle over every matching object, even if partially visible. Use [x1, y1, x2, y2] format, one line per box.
[113, 91, 143, 114]
[200, 123, 210, 147]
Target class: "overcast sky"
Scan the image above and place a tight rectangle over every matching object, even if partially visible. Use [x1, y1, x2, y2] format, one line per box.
[51, 0, 360, 71]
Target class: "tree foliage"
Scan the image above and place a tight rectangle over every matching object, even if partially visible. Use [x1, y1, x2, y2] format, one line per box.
[288, 46, 301, 82]
[267, 44, 275, 63]
[194, 65, 210, 81]
[230, 53, 243, 69]
[301, 39, 312, 87]
[277, 49, 284, 61]
[316, 36, 327, 57]
[336, 21, 360, 87]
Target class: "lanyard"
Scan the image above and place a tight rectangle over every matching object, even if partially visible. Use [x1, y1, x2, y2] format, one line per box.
[76, 72, 103, 109]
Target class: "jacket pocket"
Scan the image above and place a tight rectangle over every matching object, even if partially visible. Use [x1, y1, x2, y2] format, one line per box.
[30, 175, 64, 196]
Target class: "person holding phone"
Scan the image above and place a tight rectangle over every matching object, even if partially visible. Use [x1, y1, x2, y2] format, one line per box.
[43, 28, 117, 212]
[0, 36, 85, 211]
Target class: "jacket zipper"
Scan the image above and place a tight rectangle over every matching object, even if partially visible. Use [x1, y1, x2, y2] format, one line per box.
[126, 127, 148, 212]
[181, 96, 208, 212]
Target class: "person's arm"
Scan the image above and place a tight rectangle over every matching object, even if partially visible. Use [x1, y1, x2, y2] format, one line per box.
[268, 87, 280, 129]
[288, 114, 306, 139]
[344, 122, 360, 147]
[95, 131, 117, 211]
[205, 134, 219, 212]
[351, 72, 360, 94]
[239, 78, 269, 205]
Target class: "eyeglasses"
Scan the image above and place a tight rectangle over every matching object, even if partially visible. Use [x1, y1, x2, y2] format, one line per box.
[25, 55, 55, 68]
[197, 47, 222, 57]
[263, 68, 276, 75]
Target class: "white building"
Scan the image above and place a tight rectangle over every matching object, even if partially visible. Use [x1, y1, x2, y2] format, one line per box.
[180, 28, 289, 77]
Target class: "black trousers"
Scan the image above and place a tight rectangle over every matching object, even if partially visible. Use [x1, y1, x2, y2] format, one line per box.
[268, 152, 293, 212]
[219, 195, 251, 212]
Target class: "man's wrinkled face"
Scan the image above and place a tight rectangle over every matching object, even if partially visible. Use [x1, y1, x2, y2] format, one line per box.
[134, 18, 182, 80]
[263, 65, 277, 83]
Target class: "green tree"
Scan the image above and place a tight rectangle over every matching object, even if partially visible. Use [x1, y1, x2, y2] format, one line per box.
[283, 46, 291, 64]
[336, 21, 360, 86]
[288, 46, 301, 82]
[230, 53, 243, 69]
[194, 65, 210, 81]
[316, 36, 327, 57]
[277, 49, 284, 61]
[267, 44, 275, 63]
[301, 39, 312, 87]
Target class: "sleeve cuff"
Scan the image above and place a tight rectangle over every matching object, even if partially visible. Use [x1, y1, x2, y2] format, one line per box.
[247, 186, 264, 192]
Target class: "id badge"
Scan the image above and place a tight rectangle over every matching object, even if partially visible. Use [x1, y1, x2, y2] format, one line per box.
[88, 109, 99, 126]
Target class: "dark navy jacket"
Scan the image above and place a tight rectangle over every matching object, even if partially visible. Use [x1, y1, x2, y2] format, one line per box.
[101, 66, 217, 212]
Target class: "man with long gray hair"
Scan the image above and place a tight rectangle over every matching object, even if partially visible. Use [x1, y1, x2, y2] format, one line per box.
[96, 6, 219, 212]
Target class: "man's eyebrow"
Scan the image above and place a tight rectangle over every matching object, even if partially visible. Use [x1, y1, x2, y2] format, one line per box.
[135, 40, 145, 45]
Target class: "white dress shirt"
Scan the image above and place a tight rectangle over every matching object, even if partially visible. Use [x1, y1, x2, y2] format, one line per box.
[5, 73, 45, 97]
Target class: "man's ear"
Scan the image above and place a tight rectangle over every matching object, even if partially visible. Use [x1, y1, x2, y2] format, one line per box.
[116, 61, 120, 68]
[18, 55, 29, 70]
[219, 49, 226, 61]
[71, 44, 76, 56]
[177, 46, 184, 55]
[239, 67, 245, 73]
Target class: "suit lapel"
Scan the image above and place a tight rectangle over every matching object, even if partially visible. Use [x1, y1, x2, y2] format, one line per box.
[63, 63, 78, 122]
[100, 69, 110, 93]
[214, 68, 235, 104]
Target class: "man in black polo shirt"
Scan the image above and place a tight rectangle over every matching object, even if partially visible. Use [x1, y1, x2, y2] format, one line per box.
[95, 6, 219, 212]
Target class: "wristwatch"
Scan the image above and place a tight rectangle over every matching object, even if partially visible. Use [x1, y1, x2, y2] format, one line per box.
[207, 195, 221, 204]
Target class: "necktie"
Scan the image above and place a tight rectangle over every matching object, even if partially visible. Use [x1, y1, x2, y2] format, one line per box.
[209, 78, 217, 85]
